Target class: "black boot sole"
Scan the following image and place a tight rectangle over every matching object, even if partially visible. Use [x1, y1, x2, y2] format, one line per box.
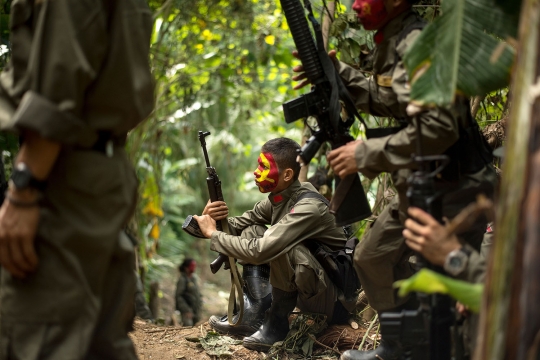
[209, 316, 260, 338]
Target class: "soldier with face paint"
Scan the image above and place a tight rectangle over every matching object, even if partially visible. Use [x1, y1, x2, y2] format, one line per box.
[292, 0, 496, 359]
[194, 138, 355, 352]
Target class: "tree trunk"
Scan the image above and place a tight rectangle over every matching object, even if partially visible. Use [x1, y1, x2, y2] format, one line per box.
[149, 281, 161, 322]
[474, 1, 540, 359]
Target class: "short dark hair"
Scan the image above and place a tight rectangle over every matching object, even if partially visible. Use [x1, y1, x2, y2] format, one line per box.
[261, 138, 301, 181]
[179, 258, 195, 272]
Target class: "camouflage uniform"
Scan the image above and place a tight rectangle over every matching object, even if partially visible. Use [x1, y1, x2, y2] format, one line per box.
[0, 0, 154, 358]
[336, 10, 496, 312]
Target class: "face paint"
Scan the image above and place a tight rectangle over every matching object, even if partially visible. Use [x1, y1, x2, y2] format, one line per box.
[352, 0, 388, 31]
[254, 152, 280, 193]
[188, 261, 197, 273]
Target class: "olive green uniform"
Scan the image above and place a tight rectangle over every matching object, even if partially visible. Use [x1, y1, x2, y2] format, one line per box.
[210, 180, 355, 321]
[336, 11, 496, 311]
[0, 0, 153, 358]
[175, 273, 202, 326]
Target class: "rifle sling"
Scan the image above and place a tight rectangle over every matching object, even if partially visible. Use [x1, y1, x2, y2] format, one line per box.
[220, 220, 245, 327]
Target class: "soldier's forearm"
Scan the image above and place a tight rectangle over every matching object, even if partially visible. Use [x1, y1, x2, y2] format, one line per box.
[16, 130, 61, 181]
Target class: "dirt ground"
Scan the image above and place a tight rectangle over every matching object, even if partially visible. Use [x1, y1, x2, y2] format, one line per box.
[135, 270, 379, 359]
[130, 314, 379, 360]
[130, 319, 258, 360]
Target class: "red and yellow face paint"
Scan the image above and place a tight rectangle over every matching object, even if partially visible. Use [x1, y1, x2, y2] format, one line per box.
[254, 152, 280, 193]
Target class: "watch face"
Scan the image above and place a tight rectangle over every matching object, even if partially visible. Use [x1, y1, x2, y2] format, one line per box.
[10, 163, 32, 189]
[449, 256, 463, 268]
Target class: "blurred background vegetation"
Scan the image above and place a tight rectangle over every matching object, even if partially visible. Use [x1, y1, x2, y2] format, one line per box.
[0, 0, 511, 322]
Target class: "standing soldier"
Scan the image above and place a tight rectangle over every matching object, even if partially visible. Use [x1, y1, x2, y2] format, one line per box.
[175, 258, 203, 326]
[293, 0, 496, 359]
[0, 0, 154, 358]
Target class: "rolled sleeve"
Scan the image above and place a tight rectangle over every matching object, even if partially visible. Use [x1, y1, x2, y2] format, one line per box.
[11, 91, 87, 143]
[0, 0, 108, 144]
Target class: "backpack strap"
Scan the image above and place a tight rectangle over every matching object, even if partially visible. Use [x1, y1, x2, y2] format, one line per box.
[295, 191, 330, 207]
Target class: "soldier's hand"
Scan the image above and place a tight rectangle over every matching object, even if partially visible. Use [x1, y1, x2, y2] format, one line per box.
[0, 190, 40, 278]
[327, 140, 362, 177]
[192, 215, 217, 238]
[202, 200, 229, 220]
[292, 50, 338, 90]
[403, 207, 461, 266]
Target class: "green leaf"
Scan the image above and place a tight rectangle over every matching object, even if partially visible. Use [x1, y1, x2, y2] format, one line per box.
[404, 0, 518, 106]
[394, 268, 483, 313]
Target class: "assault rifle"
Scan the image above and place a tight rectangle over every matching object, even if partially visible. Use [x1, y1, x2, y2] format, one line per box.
[182, 131, 230, 274]
[182, 131, 245, 326]
[280, 0, 371, 226]
[379, 116, 452, 360]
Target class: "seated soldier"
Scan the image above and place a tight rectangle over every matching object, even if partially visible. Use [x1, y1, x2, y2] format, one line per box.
[194, 137, 355, 352]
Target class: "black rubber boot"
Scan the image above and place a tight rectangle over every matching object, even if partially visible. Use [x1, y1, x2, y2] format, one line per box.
[209, 264, 272, 337]
[340, 338, 403, 360]
[242, 288, 297, 352]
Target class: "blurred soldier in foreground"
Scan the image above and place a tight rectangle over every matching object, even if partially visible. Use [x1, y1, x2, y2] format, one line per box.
[194, 138, 356, 352]
[175, 258, 202, 326]
[293, 0, 496, 359]
[0, 0, 154, 358]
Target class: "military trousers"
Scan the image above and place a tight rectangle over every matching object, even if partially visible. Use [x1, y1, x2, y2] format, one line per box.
[0, 148, 138, 360]
[239, 226, 340, 322]
[355, 190, 488, 312]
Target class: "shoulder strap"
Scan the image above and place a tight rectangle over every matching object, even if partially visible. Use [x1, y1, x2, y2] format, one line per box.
[295, 191, 330, 207]
[397, 16, 427, 46]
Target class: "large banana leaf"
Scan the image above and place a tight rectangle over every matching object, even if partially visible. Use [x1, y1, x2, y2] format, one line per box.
[404, 0, 519, 106]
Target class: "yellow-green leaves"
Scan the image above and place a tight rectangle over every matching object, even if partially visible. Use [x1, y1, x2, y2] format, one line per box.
[404, 0, 519, 106]
[395, 268, 483, 313]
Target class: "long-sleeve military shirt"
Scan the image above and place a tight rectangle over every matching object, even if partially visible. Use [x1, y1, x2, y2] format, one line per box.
[0, 0, 154, 146]
[210, 180, 346, 265]
[336, 10, 495, 214]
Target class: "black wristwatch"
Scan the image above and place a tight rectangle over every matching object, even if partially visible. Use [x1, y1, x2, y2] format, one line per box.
[443, 246, 471, 277]
[9, 162, 47, 192]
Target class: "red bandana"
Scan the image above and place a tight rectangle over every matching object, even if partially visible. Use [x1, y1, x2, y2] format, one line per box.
[273, 194, 283, 203]
[352, 0, 388, 31]
[254, 152, 280, 193]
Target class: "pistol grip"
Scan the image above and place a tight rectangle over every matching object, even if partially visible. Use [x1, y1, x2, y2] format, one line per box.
[181, 215, 207, 238]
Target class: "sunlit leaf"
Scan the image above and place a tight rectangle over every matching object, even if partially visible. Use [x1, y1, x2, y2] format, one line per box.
[149, 220, 160, 240]
[394, 268, 483, 313]
[265, 35, 276, 45]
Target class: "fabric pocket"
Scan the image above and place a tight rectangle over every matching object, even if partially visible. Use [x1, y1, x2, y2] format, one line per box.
[61, 150, 123, 196]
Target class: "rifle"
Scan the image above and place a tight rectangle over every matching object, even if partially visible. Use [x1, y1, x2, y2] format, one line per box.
[379, 116, 453, 360]
[182, 131, 244, 326]
[280, 0, 371, 226]
[182, 131, 230, 274]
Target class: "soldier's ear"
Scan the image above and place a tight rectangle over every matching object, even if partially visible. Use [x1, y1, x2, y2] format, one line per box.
[283, 168, 294, 182]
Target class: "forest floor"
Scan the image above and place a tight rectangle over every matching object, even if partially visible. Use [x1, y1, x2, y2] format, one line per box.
[129, 316, 378, 360]
[133, 270, 380, 359]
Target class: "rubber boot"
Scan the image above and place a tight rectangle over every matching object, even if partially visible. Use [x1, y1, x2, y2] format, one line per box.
[242, 288, 297, 352]
[209, 264, 272, 337]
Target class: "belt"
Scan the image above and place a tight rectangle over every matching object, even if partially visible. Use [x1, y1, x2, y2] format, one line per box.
[77, 131, 126, 157]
